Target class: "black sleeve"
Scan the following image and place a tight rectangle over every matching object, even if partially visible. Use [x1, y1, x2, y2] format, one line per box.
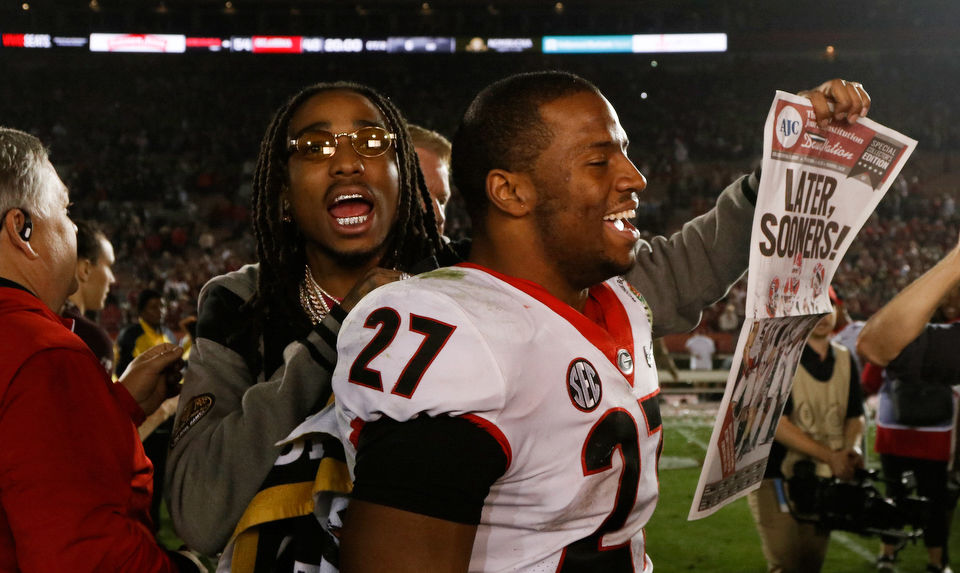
[196, 283, 252, 354]
[845, 357, 864, 418]
[740, 165, 761, 205]
[351, 415, 508, 525]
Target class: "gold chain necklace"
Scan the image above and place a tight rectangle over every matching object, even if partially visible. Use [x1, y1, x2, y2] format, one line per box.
[298, 264, 337, 325]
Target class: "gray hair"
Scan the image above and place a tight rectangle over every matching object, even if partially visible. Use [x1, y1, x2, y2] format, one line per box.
[0, 127, 58, 219]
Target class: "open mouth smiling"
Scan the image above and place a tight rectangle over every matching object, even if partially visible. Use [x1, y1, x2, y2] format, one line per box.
[603, 208, 637, 232]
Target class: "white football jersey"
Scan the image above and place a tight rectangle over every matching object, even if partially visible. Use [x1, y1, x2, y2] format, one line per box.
[334, 264, 662, 573]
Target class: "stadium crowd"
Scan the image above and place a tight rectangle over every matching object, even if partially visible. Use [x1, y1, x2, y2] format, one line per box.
[4, 52, 957, 340]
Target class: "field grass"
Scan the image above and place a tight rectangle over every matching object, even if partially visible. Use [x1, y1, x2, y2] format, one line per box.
[650, 407, 960, 572]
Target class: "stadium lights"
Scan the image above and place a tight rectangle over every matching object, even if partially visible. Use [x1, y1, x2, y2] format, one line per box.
[542, 34, 727, 54]
[824, 44, 836, 62]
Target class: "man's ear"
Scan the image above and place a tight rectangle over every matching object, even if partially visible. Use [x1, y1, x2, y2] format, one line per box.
[486, 169, 535, 218]
[76, 258, 93, 282]
[3, 209, 39, 259]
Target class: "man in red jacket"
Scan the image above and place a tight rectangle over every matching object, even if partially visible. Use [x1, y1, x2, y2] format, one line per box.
[0, 127, 202, 572]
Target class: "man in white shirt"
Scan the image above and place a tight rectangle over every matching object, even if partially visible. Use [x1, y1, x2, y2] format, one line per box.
[685, 328, 717, 371]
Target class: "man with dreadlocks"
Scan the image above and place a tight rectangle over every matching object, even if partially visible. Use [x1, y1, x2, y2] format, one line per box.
[165, 82, 450, 572]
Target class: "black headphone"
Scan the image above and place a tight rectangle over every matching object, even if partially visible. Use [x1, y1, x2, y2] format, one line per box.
[18, 210, 32, 241]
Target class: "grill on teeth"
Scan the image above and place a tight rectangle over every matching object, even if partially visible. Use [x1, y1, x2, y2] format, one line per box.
[334, 193, 363, 204]
[337, 215, 369, 225]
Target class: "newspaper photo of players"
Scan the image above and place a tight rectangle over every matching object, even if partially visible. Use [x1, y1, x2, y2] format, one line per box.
[730, 316, 821, 464]
[696, 315, 822, 511]
[689, 90, 917, 519]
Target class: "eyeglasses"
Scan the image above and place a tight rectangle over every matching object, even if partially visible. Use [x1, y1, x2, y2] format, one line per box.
[287, 126, 397, 160]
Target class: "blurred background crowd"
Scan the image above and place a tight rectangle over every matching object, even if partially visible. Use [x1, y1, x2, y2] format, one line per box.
[3, 0, 959, 350]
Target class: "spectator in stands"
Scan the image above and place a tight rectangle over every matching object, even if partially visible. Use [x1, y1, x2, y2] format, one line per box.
[0, 127, 201, 572]
[749, 296, 865, 573]
[61, 219, 117, 375]
[717, 302, 740, 332]
[166, 82, 450, 571]
[685, 325, 717, 403]
[409, 124, 452, 236]
[858, 238, 960, 573]
[685, 326, 717, 370]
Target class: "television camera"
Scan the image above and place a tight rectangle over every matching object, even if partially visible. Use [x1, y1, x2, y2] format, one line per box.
[786, 460, 931, 541]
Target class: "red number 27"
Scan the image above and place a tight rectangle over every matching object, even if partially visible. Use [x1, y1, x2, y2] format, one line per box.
[348, 307, 456, 399]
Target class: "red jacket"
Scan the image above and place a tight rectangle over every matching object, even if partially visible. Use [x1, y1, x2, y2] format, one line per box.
[0, 282, 179, 572]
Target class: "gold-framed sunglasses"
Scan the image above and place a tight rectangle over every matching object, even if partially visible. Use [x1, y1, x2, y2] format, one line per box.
[287, 126, 396, 160]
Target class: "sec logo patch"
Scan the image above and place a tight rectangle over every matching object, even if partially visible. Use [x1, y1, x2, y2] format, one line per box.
[567, 358, 602, 412]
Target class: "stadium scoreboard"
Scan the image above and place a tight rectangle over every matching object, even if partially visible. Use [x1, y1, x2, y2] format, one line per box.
[0, 33, 726, 54]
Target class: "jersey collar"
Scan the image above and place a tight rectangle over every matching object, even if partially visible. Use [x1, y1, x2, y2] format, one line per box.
[457, 262, 636, 385]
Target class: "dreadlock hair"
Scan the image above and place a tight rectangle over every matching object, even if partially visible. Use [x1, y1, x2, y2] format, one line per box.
[249, 81, 451, 344]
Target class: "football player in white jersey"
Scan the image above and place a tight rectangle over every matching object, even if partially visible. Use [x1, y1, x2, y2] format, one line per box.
[332, 72, 870, 572]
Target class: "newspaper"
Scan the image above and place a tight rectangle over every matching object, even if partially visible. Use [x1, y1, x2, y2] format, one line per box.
[688, 91, 917, 519]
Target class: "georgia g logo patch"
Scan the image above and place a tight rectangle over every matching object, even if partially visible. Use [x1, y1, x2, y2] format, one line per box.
[567, 358, 602, 412]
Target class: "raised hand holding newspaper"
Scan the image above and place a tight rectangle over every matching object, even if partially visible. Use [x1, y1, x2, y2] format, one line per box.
[688, 91, 917, 519]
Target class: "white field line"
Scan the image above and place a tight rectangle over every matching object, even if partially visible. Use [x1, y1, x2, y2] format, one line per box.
[672, 425, 709, 452]
[669, 418, 716, 429]
[831, 531, 903, 572]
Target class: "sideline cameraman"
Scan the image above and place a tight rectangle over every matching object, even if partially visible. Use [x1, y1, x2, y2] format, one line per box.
[749, 298, 865, 573]
[858, 238, 960, 573]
